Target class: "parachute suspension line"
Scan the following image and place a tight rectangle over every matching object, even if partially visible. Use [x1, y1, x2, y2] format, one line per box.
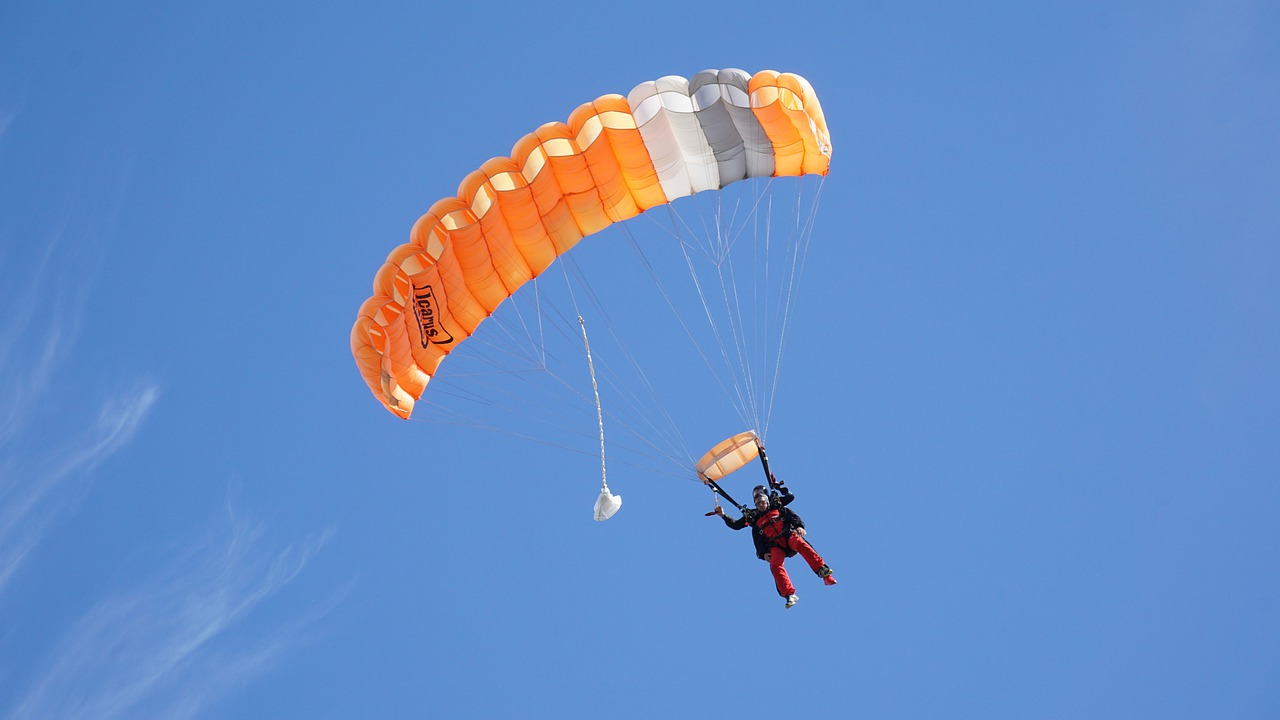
[621, 221, 749, 428]
[541, 361, 692, 478]
[411, 400, 599, 456]
[628, 180, 795, 436]
[712, 177, 778, 262]
[721, 180, 782, 434]
[702, 186, 760, 428]
[762, 175, 827, 439]
[670, 203, 756, 430]
[500, 277, 549, 369]
[572, 336, 692, 475]
[562, 255, 691, 469]
[715, 185, 727, 260]
[555, 254, 693, 475]
[753, 181, 769, 435]
[411, 332, 610, 458]
[538, 326, 693, 478]
[716, 200, 765, 429]
[759, 184, 777, 438]
[531, 277, 548, 368]
[712, 191, 754, 423]
[414, 260, 685, 478]
[459, 269, 593, 375]
[713, 246, 760, 428]
[437, 277, 586, 380]
[444, 309, 545, 375]
[418, 364, 690, 480]
[719, 180, 752, 262]
[723, 178, 782, 430]
[414, 386, 688, 480]
[417, 368, 605, 447]
[747, 180, 781, 429]
[649, 196, 722, 266]
[599, 321, 694, 469]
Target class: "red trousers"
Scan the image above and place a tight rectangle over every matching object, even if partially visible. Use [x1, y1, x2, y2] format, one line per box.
[767, 534, 826, 597]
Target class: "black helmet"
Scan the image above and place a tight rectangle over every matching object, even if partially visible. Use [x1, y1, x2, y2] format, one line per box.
[752, 485, 768, 499]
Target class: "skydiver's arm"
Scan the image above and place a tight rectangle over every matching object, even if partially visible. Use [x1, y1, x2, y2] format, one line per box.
[714, 506, 749, 529]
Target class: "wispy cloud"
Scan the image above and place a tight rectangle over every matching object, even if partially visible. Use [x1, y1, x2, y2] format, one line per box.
[0, 168, 152, 594]
[5, 504, 328, 720]
[0, 106, 332, 720]
[0, 208, 81, 446]
[0, 106, 127, 446]
[0, 384, 159, 593]
[0, 115, 146, 594]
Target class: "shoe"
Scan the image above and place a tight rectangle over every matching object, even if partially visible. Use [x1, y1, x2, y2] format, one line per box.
[823, 575, 838, 586]
[785, 594, 798, 608]
[817, 566, 833, 579]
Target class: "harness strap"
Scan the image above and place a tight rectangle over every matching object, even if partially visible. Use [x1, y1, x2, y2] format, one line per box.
[754, 510, 792, 544]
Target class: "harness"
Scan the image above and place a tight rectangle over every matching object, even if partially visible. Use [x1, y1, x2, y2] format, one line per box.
[752, 507, 796, 549]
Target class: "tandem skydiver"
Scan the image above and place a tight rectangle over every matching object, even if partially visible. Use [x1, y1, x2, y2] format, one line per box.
[714, 482, 836, 609]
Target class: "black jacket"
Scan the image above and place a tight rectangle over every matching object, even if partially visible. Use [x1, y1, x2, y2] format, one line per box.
[721, 490, 804, 560]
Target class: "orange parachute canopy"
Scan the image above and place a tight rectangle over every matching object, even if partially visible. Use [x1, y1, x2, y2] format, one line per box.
[352, 69, 832, 418]
[695, 430, 764, 484]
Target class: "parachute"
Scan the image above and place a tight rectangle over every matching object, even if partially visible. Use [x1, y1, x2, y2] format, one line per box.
[696, 430, 764, 484]
[350, 68, 831, 420]
[695, 430, 778, 512]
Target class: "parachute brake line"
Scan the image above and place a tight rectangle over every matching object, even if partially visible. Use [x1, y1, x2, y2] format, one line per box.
[581, 316, 621, 520]
[704, 487, 723, 517]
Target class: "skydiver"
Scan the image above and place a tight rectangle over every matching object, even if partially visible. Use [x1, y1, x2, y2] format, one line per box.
[714, 483, 836, 608]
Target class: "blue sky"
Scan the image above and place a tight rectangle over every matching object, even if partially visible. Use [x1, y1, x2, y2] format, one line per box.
[2, 2, 1278, 718]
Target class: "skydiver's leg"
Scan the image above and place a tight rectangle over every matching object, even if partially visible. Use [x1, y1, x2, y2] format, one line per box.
[786, 535, 827, 574]
[767, 547, 795, 597]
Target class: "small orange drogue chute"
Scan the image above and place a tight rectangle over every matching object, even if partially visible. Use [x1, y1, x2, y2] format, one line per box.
[696, 430, 763, 484]
[696, 430, 782, 513]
